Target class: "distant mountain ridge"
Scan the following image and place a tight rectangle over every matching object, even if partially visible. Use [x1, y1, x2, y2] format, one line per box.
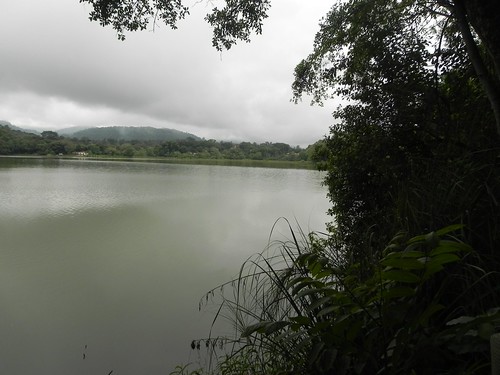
[64, 126, 201, 142]
[0, 120, 40, 134]
[1, 121, 201, 142]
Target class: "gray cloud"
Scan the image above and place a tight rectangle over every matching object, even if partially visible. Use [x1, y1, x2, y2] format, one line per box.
[0, 0, 334, 146]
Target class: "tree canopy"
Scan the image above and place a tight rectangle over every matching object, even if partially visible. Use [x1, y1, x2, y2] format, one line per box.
[292, 0, 500, 137]
[288, 0, 500, 265]
[79, 0, 270, 50]
[0, 125, 309, 162]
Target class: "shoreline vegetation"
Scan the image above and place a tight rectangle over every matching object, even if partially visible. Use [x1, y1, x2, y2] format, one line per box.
[178, 222, 500, 375]
[0, 154, 316, 170]
[0, 125, 319, 170]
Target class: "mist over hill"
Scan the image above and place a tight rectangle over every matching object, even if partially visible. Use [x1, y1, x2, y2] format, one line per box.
[0, 120, 40, 134]
[64, 126, 201, 142]
[57, 126, 91, 135]
[0, 123, 313, 164]
[1, 121, 201, 142]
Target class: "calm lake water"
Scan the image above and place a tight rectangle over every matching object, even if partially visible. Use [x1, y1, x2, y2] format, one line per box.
[0, 157, 329, 375]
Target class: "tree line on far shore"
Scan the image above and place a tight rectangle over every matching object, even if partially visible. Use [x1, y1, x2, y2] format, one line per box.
[0, 126, 316, 162]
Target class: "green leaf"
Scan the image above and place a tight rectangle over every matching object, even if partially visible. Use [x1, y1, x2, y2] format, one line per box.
[431, 253, 461, 266]
[295, 253, 310, 267]
[264, 321, 290, 335]
[241, 320, 290, 337]
[306, 296, 333, 312]
[429, 242, 465, 256]
[446, 315, 475, 326]
[314, 269, 334, 279]
[424, 231, 439, 247]
[381, 257, 425, 270]
[309, 257, 329, 278]
[385, 250, 424, 259]
[383, 243, 401, 254]
[407, 233, 427, 244]
[318, 305, 339, 317]
[296, 287, 325, 299]
[381, 286, 415, 300]
[421, 256, 446, 278]
[290, 316, 312, 326]
[241, 321, 269, 337]
[435, 224, 464, 236]
[291, 279, 322, 296]
[304, 253, 319, 267]
[287, 275, 311, 289]
[389, 232, 407, 245]
[418, 303, 445, 327]
[381, 269, 421, 283]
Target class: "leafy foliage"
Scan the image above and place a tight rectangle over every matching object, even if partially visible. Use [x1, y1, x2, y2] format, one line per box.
[293, 0, 433, 106]
[293, 0, 500, 268]
[292, 0, 500, 135]
[205, 0, 271, 51]
[193, 224, 500, 374]
[80, 0, 189, 40]
[80, 0, 270, 48]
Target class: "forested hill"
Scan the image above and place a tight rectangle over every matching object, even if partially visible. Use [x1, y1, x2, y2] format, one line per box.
[0, 120, 39, 134]
[0, 124, 314, 162]
[67, 126, 201, 142]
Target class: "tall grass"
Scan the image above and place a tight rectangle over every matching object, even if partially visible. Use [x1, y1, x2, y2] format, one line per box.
[176, 220, 500, 374]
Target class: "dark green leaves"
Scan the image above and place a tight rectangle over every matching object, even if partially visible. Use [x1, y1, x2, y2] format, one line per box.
[205, 0, 271, 51]
[80, 0, 189, 40]
[80, 0, 270, 48]
[381, 270, 421, 283]
[241, 320, 290, 337]
[198, 224, 500, 375]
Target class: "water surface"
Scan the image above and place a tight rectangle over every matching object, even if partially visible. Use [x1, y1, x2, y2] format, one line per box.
[0, 157, 329, 374]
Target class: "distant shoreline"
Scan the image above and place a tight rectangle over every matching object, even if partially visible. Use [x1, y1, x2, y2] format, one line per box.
[0, 155, 318, 170]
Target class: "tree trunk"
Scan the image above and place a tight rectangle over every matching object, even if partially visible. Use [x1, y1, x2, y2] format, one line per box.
[459, 0, 500, 83]
[451, 0, 500, 137]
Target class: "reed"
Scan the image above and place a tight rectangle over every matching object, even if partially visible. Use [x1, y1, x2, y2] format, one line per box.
[178, 221, 500, 374]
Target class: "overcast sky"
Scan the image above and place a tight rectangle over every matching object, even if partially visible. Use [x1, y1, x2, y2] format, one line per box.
[1, 0, 335, 146]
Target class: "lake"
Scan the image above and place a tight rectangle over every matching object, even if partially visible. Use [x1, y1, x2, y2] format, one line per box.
[0, 157, 329, 374]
